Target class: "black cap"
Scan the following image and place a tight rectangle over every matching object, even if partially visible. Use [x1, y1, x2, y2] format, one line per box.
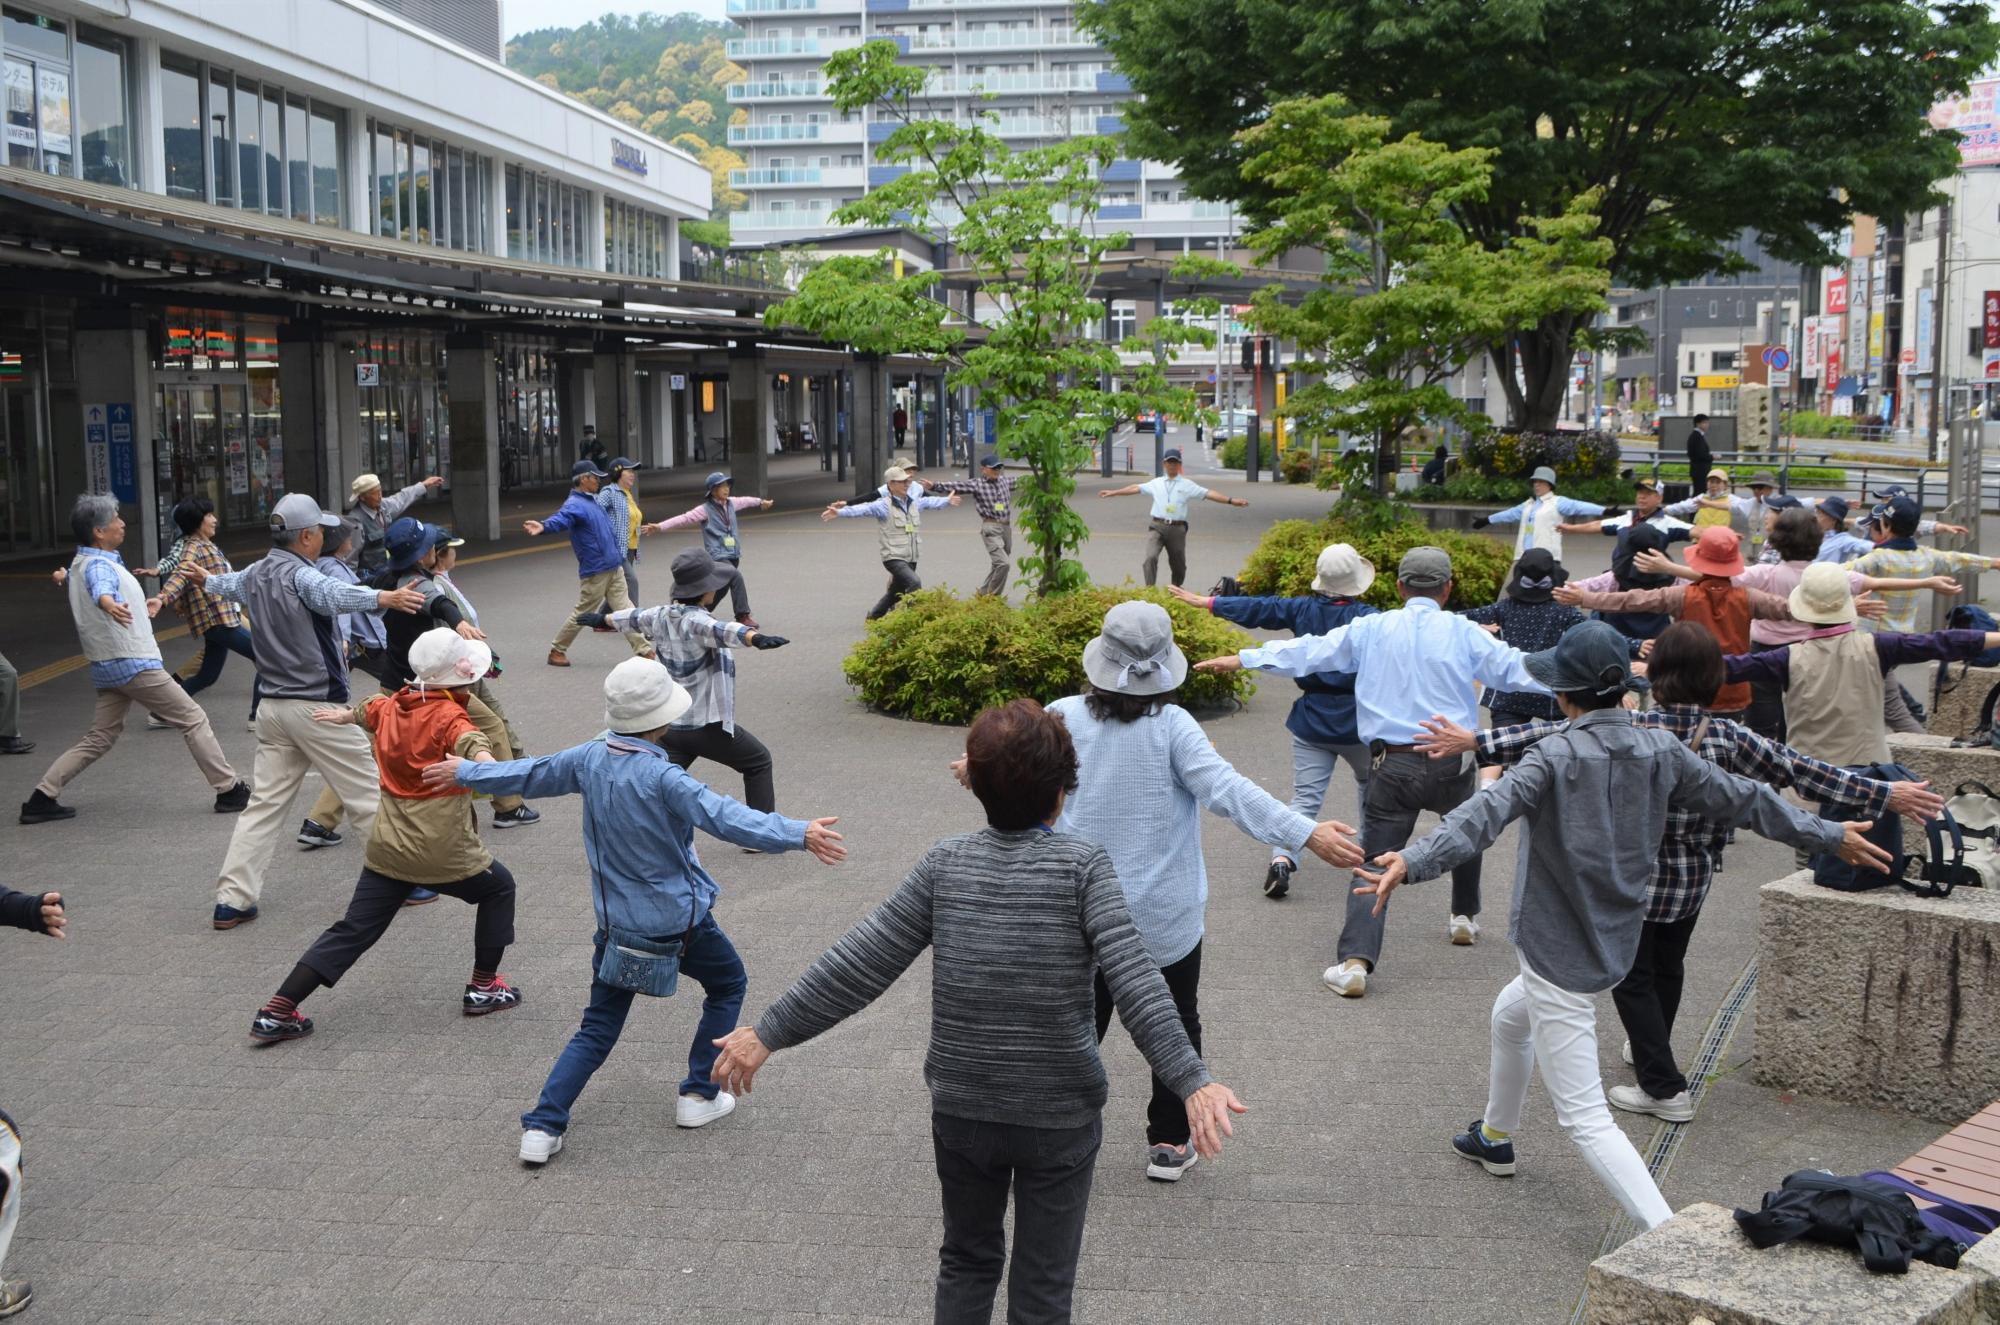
[1163, 448, 1184, 463]
[570, 459, 608, 481]
[978, 454, 1002, 470]
[1524, 619, 1648, 697]
[609, 456, 641, 472]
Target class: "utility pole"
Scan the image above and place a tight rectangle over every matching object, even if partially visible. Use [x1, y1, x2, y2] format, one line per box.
[1929, 193, 1953, 462]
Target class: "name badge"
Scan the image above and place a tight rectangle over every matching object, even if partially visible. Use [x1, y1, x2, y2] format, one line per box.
[722, 536, 737, 549]
[994, 502, 1007, 515]
[1164, 504, 1182, 517]
[900, 521, 917, 533]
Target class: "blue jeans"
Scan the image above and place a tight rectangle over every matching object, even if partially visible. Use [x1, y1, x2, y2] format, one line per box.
[1273, 732, 1370, 866]
[521, 912, 747, 1135]
[180, 624, 262, 716]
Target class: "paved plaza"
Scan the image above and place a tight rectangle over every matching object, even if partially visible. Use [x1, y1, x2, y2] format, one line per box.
[0, 441, 1947, 1323]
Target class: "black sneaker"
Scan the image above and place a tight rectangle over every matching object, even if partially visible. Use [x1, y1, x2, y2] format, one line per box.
[402, 888, 440, 906]
[1146, 1143, 1199, 1182]
[212, 903, 259, 931]
[19, 789, 74, 825]
[214, 781, 251, 813]
[249, 1006, 313, 1043]
[491, 806, 540, 829]
[463, 977, 523, 1016]
[1451, 1119, 1516, 1176]
[1262, 858, 1294, 899]
[296, 818, 343, 848]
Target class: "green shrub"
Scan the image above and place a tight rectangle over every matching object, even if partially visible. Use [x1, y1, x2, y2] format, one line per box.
[840, 586, 1257, 725]
[1646, 462, 1847, 486]
[1279, 447, 1328, 485]
[1235, 508, 1515, 611]
[1791, 410, 1858, 440]
[1218, 434, 1249, 470]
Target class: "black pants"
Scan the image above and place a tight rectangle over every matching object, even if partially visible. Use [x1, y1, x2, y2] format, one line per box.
[1093, 941, 1201, 1146]
[1339, 750, 1481, 967]
[717, 557, 751, 619]
[931, 1111, 1102, 1325]
[662, 721, 774, 814]
[1610, 912, 1702, 1098]
[868, 559, 922, 620]
[298, 863, 517, 988]
[178, 624, 263, 717]
[349, 643, 387, 683]
[1744, 673, 1786, 742]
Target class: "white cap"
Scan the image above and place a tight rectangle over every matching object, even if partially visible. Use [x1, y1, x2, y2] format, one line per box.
[350, 473, 382, 498]
[883, 465, 912, 483]
[408, 627, 490, 689]
[604, 657, 692, 733]
[1312, 543, 1376, 597]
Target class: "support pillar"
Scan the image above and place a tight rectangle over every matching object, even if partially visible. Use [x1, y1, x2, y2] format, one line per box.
[726, 341, 770, 497]
[446, 333, 502, 543]
[73, 321, 160, 567]
[851, 353, 890, 498]
[557, 354, 590, 461]
[924, 374, 945, 468]
[278, 323, 340, 508]
[1100, 298, 1116, 478]
[593, 348, 638, 461]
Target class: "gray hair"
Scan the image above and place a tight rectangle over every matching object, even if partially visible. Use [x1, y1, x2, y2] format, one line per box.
[69, 493, 121, 546]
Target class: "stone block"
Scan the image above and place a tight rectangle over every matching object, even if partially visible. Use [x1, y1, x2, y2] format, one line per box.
[1962, 1230, 2000, 1319]
[1928, 665, 2000, 742]
[1756, 872, 2000, 1122]
[1889, 734, 2000, 798]
[1584, 1202, 1989, 1324]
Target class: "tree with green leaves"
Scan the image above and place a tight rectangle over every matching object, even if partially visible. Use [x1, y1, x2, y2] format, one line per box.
[765, 40, 1211, 595]
[1086, 0, 1999, 430]
[1238, 97, 1616, 488]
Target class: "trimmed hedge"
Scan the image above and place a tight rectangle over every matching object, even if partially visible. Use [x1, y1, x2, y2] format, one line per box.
[1462, 430, 1623, 484]
[841, 586, 1257, 725]
[1236, 509, 1515, 611]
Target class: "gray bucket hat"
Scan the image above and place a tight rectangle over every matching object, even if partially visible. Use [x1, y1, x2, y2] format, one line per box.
[1530, 466, 1558, 486]
[669, 547, 738, 598]
[1081, 601, 1188, 696]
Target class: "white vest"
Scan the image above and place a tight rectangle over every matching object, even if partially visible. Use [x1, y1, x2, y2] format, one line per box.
[67, 551, 162, 668]
[1513, 494, 1566, 560]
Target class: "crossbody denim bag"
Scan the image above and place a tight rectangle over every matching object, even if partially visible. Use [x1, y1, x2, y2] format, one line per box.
[592, 736, 696, 997]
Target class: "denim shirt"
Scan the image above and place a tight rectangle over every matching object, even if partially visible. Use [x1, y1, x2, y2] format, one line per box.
[455, 734, 808, 938]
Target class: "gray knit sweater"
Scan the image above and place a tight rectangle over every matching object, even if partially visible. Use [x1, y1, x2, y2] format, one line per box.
[755, 828, 1211, 1128]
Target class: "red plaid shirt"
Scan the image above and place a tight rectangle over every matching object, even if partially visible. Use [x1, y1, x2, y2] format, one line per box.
[155, 536, 244, 635]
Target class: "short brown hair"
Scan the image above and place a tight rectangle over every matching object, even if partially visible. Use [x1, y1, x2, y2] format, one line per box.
[964, 699, 1081, 830]
[1647, 621, 1725, 707]
[1767, 507, 1822, 563]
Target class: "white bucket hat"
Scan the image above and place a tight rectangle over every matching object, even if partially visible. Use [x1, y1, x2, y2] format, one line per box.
[1788, 561, 1858, 626]
[604, 657, 693, 733]
[350, 473, 383, 499]
[407, 627, 491, 689]
[1312, 543, 1376, 597]
[1081, 601, 1188, 696]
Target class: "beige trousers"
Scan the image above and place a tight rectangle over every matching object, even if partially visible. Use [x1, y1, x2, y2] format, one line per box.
[214, 697, 381, 911]
[308, 686, 522, 829]
[550, 568, 648, 655]
[36, 667, 237, 798]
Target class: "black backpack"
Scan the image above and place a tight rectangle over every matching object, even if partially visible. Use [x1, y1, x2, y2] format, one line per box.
[1812, 762, 1916, 892]
[1735, 1171, 1967, 1274]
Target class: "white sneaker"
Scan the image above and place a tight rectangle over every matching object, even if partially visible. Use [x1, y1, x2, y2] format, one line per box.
[1322, 959, 1369, 998]
[1449, 914, 1480, 946]
[675, 1091, 736, 1128]
[1621, 1038, 1634, 1066]
[146, 713, 172, 730]
[1606, 1084, 1695, 1123]
[518, 1128, 563, 1165]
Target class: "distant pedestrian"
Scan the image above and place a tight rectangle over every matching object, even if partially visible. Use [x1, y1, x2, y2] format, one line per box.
[647, 471, 772, 627]
[822, 465, 960, 619]
[524, 460, 653, 667]
[21, 495, 247, 827]
[1097, 449, 1249, 588]
[595, 457, 645, 604]
[924, 455, 1021, 597]
[1, 884, 64, 1319]
[346, 471, 443, 575]
[1473, 466, 1609, 562]
[1686, 413, 1711, 491]
[148, 495, 262, 731]
[1420, 444, 1449, 488]
[892, 403, 909, 451]
[0, 652, 29, 756]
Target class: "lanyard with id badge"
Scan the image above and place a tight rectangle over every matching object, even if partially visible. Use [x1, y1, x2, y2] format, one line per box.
[591, 736, 696, 997]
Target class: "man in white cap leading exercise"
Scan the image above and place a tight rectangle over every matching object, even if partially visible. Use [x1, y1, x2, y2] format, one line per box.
[823, 466, 960, 618]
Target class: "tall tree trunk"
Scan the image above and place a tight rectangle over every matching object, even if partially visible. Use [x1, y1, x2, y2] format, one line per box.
[1513, 312, 1581, 432]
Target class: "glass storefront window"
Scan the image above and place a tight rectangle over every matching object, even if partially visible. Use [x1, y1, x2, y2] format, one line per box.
[260, 86, 282, 215]
[161, 55, 201, 200]
[284, 95, 309, 222]
[396, 128, 413, 242]
[604, 197, 673, 277]
[504, 163, 521, 258]
[3, 8, 72, 177]
[310, 105, 342, 226]
[75, 27, 128, 186]
[497, 337, 562, 486]
[410, 134, 431, 242]
[208, 69, 231, 204]
[232, 80, 259, 211]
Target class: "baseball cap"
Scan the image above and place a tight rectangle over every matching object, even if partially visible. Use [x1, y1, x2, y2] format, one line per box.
[1163, 448, 1184, 463]
[270, 493, 343, 533]
[1870, 483, 1909, 500]
[1883, 494, 1921, 536]
[608, 456, 641, 472]
[1523, 619, 1647, 697]
[883, 464, 913, 483]
[1816, 496, 1850, 524]
[1397, 546, 1453, 590]
[571, 459, 609, 481]
[978, 454, 1002, 470]
[1632, 476, 1660, 494]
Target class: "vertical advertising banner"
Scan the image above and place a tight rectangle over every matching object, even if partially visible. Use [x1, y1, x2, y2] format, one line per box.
[1826, 275, 1849, 314]
[1984, 290, 2000, 349]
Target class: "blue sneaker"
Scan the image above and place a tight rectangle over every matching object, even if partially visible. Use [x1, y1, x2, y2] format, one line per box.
[402, 888, 440, 906]
[1452, 1119, 1516, 1176]
[212, 903, 259, 931]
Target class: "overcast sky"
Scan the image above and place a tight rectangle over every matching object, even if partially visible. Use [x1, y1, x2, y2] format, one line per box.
[502, 1, 727, 40]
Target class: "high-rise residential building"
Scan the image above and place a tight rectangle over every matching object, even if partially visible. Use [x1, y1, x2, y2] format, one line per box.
[722, 0, 1234, 249]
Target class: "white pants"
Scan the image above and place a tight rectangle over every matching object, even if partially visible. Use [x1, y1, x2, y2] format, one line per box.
[0, 1110, 19, 1276]
[214, 698, 381, 911]
[1485, 956, 1674, 1230]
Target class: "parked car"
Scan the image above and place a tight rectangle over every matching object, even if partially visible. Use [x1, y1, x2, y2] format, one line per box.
[1211, 408, 1255, 441]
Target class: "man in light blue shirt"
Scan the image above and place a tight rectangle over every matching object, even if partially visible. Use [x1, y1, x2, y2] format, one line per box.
[1099, 449, 1248, 586]
[1196, 546, 1549, 999]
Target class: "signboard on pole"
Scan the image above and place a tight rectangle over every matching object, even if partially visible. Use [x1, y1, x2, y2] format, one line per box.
[84, 403, 109, 495]
[355, 363, 381, 388]
[1770, 370, 1792, 388]
[1826, 275, 1849, 314]
[107, 402, 136, 502]
[1986, 291, 2000, 350]
[1985, 347, 2000, 379]
[1802, 318, 1823, 380]
[1931, 77, 2000, 170]
[669, 373, 687, 391]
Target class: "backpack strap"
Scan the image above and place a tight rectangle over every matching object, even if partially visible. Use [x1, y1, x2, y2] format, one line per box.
[1904, 809, 1965, 899]
[1686, 715, 1711, 751]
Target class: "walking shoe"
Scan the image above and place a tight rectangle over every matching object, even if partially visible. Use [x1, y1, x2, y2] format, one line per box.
[491, 806, 541, 829]
[214, 781, 251, 813]
[1146, 1143, 1199, 1182]
[1607, 1084, 1696, 1123]
[1621, 1038, 1634, 1066]
[0, 735, 34, 755]
[1449, 914, 1480, 946]
[1322, 958, 1369, 998]
[1452, 1120, 1516, 1176]
[735, 612, 760, 630]
[249, 1006, 312, 1043]
[147, 711, 173, 730]
[296, 818, 343, 848]
[0, 1277, 32, 1317]
[19, 790, 75, 824]
[546, 649, 571, 667]
[212, 903, 259, 930]
[463, 977, 523, 1016]
[247, 716, 259, 731]
[675, 1091, 736, 1128]
[519, 1128, 563, 1166]
[1262, 858, 1293, 900]
[402, 888, 440, 906]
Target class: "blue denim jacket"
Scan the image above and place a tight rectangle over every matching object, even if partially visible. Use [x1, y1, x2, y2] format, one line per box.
[457, 734, 807, 938]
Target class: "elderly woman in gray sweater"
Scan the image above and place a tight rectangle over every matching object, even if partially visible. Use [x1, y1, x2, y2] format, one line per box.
[712, 699, 1245, 1325]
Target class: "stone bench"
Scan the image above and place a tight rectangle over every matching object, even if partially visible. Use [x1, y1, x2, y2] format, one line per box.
[1889, 733, 2000, 799]
[1928, 665, 2000, 743]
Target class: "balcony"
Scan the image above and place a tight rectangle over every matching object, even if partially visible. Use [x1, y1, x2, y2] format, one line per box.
[728, 123, 823, 143]
[731, 206, 844, 232]
[726, 36, 826, 57]
[730, 167, 824, 186]
[917, 70, 1105, 96]
[726, 0, 818, 11]
[899, 28, 1098, 52]
[727, 79, 825, 102]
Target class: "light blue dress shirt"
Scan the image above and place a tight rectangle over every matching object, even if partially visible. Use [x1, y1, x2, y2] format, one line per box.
[1815, 529, 1876, 563]
[1140, 475, 1211, 521]
[1238, 597, 1550, 744]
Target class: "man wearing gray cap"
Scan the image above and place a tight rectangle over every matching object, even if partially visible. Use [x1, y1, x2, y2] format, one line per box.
[186, 494, 427, 929]
[924, 455, 1023, 597]
[1197, 547, 1549, 996]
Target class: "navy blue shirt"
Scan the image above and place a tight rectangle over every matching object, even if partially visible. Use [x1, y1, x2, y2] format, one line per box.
[1210, 592, 1377, 747]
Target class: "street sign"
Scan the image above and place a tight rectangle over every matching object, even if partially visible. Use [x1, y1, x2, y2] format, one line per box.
[1575, 349, 1593, 365]
[84, 403, 109, 495]
[1766, 347, 1791, 371]
[108, 402, 135, 502]
[1900, 347, 1918, 366]
[355, 363, 381, 387]
[1695, 373, 1740, 389]
[1770, 370, 1792, 387]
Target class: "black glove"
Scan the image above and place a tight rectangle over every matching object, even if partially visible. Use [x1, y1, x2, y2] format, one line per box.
[574, 610, 608, 629]
[1600, 505, 1625, 518]
[1471, 515, 1490, 529]
[751, 633, 790, 650]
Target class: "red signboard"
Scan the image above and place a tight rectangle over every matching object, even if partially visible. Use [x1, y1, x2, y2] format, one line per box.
[1986, 291, 2000, 349]
[1826, 276, 1849, 314]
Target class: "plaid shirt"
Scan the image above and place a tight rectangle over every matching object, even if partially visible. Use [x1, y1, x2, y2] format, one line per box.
[926, 473, 1018, 522]
[607, 603, 751, 733]
[1475, 704, 1891, 923]
[155, 536, 245, 635]
[1848, 542, 1994, 632]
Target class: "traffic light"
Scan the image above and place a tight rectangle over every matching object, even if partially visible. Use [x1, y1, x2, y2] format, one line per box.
[1739, 384, 1774, 446]
[1241, 336, 1257, 372]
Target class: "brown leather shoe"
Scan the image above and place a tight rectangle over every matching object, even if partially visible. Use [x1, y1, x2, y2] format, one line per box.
[546, 650, 570, 668]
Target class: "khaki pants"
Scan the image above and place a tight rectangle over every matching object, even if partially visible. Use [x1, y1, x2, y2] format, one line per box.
[309, 686, 522, 829]
[551, 568, 649, 655]
[215, 697, 381, 911]
[977, 521, 1012, 597]
[36, 667, 237, 799]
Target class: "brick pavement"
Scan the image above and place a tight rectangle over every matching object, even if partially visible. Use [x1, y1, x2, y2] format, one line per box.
[0, 455, 1954, 1323]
